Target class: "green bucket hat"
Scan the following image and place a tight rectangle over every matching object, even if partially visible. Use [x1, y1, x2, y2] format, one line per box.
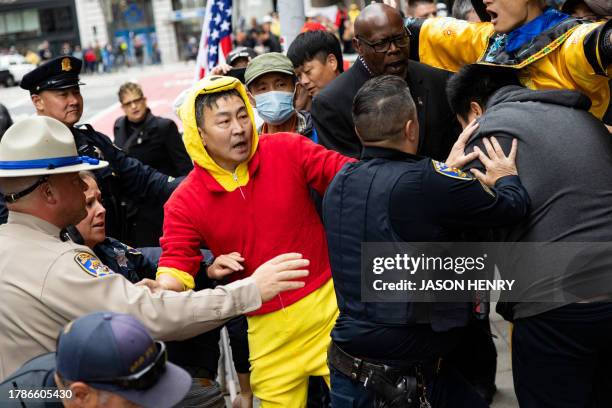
[244, 52, 295, 87]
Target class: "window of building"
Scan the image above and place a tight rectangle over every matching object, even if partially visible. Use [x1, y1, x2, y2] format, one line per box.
[172, 0, 206, 10]
[0, 8, 41, 35]
[39, 6, 73, 33]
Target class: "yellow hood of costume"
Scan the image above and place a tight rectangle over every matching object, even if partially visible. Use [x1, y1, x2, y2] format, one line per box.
[179, 75, 259, 191]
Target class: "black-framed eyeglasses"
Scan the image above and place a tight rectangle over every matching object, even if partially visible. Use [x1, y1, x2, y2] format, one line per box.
[357, 27, 411, 53]
[121, 97, 144, 107]
[85, 341, 167, 390]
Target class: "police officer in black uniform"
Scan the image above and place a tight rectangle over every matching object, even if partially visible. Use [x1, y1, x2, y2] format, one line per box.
[322, 75, 531, 408]
[13, 56, 180, 242]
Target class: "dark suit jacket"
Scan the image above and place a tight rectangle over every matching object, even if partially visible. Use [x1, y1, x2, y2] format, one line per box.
[311, 58, 460, 161]
[113, 110, 192, 247]
[113, 110, 192, 177]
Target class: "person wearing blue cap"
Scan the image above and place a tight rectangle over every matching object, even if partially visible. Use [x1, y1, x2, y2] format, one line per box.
[11, 56, 182, 247]
[0, 116, 310, 380]
[0, 311, 192, 408]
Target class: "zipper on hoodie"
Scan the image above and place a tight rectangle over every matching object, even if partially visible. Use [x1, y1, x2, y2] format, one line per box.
[232, 171, 246, 200]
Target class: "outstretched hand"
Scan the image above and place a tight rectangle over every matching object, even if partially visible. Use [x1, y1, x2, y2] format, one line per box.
[251, 253, 309, 302]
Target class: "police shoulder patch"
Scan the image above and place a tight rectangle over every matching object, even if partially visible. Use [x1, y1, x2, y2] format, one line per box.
[74, 252, 114, 278]
[431, 160, 472, 180]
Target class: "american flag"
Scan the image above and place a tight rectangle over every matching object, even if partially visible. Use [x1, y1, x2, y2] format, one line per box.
[195, 0, 233, 80]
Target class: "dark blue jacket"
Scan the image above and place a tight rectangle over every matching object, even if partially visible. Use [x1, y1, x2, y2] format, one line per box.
[323, 147, 530, 358]
[93, 238, 156, 283]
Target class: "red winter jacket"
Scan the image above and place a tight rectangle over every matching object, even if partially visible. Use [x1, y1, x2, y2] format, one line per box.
[159, 133, 353, 315]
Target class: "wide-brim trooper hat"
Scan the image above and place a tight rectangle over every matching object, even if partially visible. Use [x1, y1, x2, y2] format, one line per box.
[0, 116, 108, 178]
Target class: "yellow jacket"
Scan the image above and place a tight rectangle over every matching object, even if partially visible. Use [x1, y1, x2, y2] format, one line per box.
[410, 17, 612, 119]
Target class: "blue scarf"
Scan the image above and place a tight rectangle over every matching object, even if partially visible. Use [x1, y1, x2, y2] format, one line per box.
[506, 8, 569, 54]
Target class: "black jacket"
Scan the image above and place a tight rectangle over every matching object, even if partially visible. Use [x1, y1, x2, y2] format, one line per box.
[113, 111, 192, 247]
[113, 110, 192, 177]
[311, 58, 460, 161]
[71, 125, 181, 244]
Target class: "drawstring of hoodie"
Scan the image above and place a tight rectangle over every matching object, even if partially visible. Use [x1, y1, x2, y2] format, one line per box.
[232, 172, 246, 200]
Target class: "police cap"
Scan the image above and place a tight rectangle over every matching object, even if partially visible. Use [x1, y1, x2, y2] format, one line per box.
[20, 56, 84, 94]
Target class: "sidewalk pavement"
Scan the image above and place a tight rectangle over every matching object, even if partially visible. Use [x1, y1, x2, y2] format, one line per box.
[490, 310, 519, 408]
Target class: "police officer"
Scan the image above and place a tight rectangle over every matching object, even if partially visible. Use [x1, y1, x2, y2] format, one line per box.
[0, 116, 309, 379]
[70, 171, 225, 407]
[322, 75, 530, 407]
[16, 56, 179, 242]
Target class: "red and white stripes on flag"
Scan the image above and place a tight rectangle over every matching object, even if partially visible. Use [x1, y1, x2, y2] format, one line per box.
[195, 0, 233, 80]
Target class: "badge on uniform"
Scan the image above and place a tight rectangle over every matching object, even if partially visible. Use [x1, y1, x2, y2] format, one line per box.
[74, 252, 114, 278]
[113, 248, 129, 268]
[431, 160, 472, 180]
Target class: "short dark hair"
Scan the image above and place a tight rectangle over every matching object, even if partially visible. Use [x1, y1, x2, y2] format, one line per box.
[352, 75, 416, 143]
[446, 64, 521, 121]
[287, 30, 344, 73]
[195, 89, 243, 128]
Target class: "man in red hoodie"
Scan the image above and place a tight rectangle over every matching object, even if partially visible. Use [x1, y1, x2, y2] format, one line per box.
[155, 75, 352, 407]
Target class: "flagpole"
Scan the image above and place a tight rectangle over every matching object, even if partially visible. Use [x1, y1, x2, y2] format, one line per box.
[278, 0, 305, 52]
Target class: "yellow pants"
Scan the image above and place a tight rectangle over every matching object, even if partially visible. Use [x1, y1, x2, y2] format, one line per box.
[247, 279, 338, 408]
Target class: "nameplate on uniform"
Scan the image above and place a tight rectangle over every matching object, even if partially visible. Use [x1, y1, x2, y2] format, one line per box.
[74, 252, 114, 278]
[431, 160, 472, 180]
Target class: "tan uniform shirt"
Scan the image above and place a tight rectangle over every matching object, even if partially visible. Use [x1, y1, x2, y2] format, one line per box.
[0, 212, 261, 380]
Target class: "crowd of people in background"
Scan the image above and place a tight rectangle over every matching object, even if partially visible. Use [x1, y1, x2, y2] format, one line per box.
[0, 36, 161, 80]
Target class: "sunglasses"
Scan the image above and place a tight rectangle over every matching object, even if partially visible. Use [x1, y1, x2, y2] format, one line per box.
[121, 97, 145, 107]
[85, 341, 167, 390]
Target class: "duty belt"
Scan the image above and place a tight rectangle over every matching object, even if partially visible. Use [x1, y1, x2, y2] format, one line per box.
[328, 342, 439, 382]
[328, 342, 437, 408]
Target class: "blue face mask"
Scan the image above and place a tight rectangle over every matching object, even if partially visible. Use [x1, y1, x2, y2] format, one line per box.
[254, 91, 295, 125]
